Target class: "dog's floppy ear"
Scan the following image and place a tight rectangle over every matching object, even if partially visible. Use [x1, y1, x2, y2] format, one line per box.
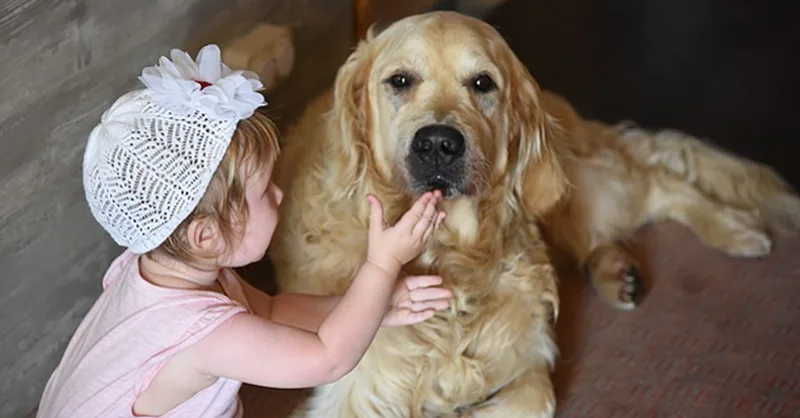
[331, 38, 374, 186]
[506, 58, 570, 216]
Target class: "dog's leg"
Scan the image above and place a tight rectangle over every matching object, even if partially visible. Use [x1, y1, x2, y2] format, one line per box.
[552, 173, 773, 310]
[467, 365, 555, 418]
[619, 127, 800, 237]
[549, 141, 777, 311]
[568, 173, 773, 312]
[645, 175, 773, 258]
[617, 127, 780, 257]
[548, 219, 646, 310]
[545, 159, 650, 310]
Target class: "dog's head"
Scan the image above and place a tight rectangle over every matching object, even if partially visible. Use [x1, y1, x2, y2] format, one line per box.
[333, 11, 568, 215]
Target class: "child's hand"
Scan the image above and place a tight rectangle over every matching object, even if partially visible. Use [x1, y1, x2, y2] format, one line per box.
[366, 191, 445, 275]
[382, 274, 451, 327]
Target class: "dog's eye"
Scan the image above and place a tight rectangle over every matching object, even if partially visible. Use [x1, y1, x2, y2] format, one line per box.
[386, 73, 414, 90]
[471, 73, 497, 93]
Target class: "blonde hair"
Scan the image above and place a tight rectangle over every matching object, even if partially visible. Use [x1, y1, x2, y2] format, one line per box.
[148, 111, 280, 266]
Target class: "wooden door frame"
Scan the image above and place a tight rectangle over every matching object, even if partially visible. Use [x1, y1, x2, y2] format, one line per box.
[352, 0, 372, 42]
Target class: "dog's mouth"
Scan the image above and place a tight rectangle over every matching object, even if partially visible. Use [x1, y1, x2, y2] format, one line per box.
[408, 172, 468, 199]
[427, 175, 451, 194]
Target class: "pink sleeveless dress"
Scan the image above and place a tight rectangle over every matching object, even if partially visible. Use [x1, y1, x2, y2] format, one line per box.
[37, 250, 251, 418]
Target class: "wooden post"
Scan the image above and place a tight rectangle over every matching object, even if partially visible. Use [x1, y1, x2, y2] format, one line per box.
[353, 0, 372, 42]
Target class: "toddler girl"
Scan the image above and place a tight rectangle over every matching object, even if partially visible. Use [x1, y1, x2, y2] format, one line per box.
[37, 44, 448, 418]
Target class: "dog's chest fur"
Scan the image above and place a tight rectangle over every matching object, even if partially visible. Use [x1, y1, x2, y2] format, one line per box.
[273, 170, 551, 409]
[346, 197, 548, 409]
[395, 228, 545, 409]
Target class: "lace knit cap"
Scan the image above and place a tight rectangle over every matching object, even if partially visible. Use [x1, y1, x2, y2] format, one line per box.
[82, 45, 266, 253]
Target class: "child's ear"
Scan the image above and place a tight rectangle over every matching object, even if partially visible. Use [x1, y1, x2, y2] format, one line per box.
[187, 217, 222, 254]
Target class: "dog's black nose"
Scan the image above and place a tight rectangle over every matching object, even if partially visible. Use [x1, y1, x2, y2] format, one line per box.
[411, 125, 465, 164]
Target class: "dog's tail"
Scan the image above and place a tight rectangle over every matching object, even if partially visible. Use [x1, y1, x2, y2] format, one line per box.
[618, 125, 800, 237]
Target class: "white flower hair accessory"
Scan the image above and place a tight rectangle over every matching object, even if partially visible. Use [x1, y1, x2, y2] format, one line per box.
[82, 44, 270, 253]
[138, 44, 266, 121]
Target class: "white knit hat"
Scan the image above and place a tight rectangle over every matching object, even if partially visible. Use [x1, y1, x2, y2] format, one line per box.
[83, 44, 267, 253]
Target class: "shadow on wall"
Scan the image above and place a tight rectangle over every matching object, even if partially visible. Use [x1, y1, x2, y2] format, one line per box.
[372, 0, 509, 27]
[484, 0, 800, 187]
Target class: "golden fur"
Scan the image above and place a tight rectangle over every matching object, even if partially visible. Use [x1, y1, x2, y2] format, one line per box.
[539, 91, 800, 309]
[268, 11, 800, 417]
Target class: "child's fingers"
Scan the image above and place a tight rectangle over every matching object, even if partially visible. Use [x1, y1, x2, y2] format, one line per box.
[397, 309, 436, 325]
[410, 299, 450, 312]
[403, 275, 443, 289]
[367, 194, 384, 234]
[409, 287, 452, 302]
[421, 211, 442, 242]
[397, 192, 434, 229]
[411, 196, 439, 237]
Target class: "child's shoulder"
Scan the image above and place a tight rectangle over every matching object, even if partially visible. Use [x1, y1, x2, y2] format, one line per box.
[101, 250, 138, 290]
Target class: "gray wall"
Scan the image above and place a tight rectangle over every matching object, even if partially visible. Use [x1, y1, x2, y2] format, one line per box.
[0, 1, 353, 416]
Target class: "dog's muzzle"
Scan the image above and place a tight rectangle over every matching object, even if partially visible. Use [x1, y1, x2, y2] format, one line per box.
[406, 124, 469, 198]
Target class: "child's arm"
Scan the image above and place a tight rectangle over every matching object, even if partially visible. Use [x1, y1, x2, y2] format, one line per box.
[269, 294, 340, 331]
[238, 278, 341, 332]
[187, 192, 444, 389]
[239, 273, 450, 332]
[191, 261, 396, 388]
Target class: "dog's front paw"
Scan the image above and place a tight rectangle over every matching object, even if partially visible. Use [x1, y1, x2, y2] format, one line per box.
[586, 243, 646, 310]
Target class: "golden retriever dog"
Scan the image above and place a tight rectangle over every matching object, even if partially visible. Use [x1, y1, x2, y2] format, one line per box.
[269, 11, 800, 417]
